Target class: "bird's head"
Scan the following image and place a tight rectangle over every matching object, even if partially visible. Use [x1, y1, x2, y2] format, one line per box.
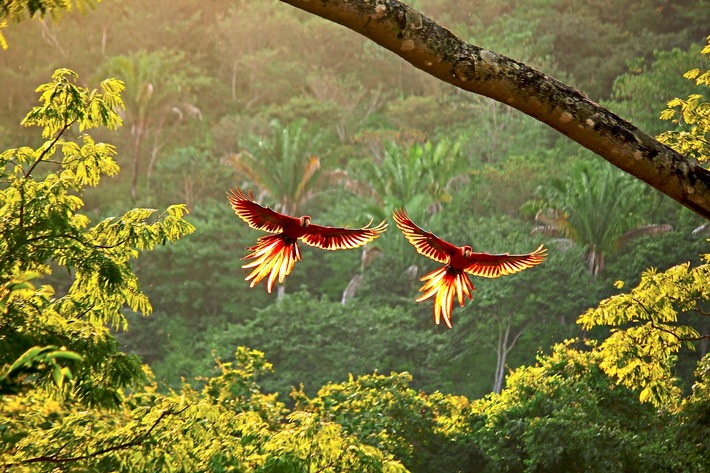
[299, 216, 311, 228]
[462, 246, 473, 258]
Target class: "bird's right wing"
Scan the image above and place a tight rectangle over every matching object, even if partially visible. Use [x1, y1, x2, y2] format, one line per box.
[227, 188, 294, 233]
[393, 209, 457, 264]
[464, 244, 547, 278]
[301, 220, 387, 250]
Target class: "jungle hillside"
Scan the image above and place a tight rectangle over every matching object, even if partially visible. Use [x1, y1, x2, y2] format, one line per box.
[1, 0, 709, 471]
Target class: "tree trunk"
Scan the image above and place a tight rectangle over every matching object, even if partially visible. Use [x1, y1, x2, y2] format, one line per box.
[277, 0, 710, 220]
[493, 315, 525, 394]
[131, 122, 145, 201]
[493, 321, 510, 394]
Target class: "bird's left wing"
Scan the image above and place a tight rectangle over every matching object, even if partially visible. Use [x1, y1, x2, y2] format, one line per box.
[301, 220, 387, 250]
[464, 244, 547, 278]
[227, 188, 293, 233]
[393, 209, 458, 264]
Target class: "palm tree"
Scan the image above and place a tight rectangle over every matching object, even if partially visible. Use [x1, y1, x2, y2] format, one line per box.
[533, 162, 672, 276]
[358, 137, 467, 217]
[96, 49, 209, 200]
[223, 120, 328, 214]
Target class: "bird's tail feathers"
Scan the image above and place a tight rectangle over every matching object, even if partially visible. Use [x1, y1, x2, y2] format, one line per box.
[416, 266, 474, 328]
[242, 235, 301, 293]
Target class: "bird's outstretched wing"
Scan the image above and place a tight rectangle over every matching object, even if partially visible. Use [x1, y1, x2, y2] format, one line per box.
[302, 220, 387, 250]
[463, 244, 547, 278]
[227, 188, 296, 233]
[393, 209, 457, 264]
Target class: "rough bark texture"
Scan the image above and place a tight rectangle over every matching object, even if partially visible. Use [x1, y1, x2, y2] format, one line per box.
[278, 0, 710, 220]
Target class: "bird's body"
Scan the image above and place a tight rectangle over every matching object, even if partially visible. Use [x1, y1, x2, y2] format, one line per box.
[229, 188, 386, 292]
[393, 209, 547, 328]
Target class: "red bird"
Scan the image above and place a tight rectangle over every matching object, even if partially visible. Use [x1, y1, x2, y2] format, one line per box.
[228, 188, 387, 292]
[393, 209, 547, 328]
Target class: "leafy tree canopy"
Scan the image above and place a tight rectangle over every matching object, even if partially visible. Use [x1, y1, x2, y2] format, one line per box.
[0, 69, 194, 406]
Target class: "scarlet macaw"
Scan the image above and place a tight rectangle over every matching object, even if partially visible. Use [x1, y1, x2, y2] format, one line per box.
[393, 209, 547, 328]
[229, 188, 387, 292]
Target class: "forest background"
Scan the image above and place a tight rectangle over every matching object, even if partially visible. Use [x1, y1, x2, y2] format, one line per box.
[1, 0, 709, 471]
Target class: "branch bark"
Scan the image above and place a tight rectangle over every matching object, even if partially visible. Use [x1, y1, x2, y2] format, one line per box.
[277, 0, 710, 220]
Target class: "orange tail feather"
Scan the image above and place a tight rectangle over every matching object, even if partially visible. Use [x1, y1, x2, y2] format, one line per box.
[416, 266, 474, 328]
[242, 235, 301, 293]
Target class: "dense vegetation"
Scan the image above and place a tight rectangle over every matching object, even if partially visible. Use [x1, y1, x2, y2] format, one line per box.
[1, 0, 709, 471]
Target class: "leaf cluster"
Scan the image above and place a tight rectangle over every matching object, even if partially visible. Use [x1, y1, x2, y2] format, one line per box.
[658, 36, 710, 164]
[579, 256, 710, 406]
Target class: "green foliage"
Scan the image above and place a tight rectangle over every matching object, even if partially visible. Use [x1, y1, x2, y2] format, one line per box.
[0, 69, 194, 406]
[472, 341, 671, 473]
[658, 36, 710, 163]
[204, 292, 445, 396]
[95, 49, 212, 199]
[671, 354, 710, 469]
[0, 344, 82, 394]
[609, 44, 708, 135]
[578, 256, 710, 406]
[198, 347, 286, 427]
[579, 38, 710, 407]
[152, 145, 235, 209]
[1, 3, 709, 472]
[295, 371, 484, 472]
[2, 349, 408, 472]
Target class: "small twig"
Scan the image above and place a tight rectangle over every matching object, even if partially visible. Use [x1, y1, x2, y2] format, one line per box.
[18, 114, 75, 231]
[313, 445, 350, 473]
[24, 120, 75, 179]
[648, 318, 710, 343]
[305, 417, 317, 473]
[694, 306, 710, 317]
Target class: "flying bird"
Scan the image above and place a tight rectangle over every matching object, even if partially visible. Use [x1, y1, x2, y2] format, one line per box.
[228, 188, 387, 292]
[393, 209, 547, 328]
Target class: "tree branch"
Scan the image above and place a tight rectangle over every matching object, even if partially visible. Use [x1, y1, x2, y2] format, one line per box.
[9, 405, 189, 467]
[277, 0, 710, 220]
[25, 232, 130, 250]
[630, 296, 710, 344]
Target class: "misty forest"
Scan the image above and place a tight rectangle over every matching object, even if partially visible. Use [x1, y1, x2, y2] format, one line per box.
[1, 0, 710, 471]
